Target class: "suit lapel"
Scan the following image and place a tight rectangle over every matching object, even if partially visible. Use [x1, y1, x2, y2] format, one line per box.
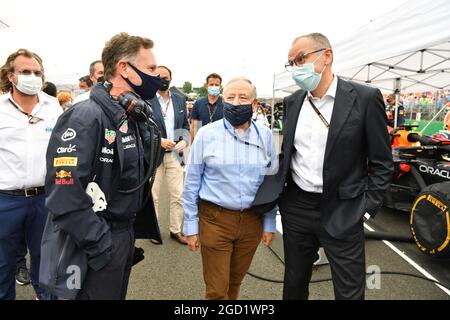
[323, 77, 356, 163]
[172, 95, 179, 130]
[152, 97, 167, 136]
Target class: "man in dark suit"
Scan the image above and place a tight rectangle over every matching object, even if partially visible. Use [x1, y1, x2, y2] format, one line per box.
[253, 33, 393, 299]
[149, 66, 190, 244]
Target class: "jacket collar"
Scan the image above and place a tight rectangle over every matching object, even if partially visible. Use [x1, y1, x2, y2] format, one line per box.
[90, 83, 127, 127]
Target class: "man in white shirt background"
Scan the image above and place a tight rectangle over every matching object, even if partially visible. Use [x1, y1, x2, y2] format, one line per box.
[72, 60, 104, 104]
[149, 66, 190, 245]
[0, 49, 62, 300]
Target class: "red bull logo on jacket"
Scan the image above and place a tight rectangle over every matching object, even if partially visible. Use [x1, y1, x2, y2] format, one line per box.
[55, 170, 74, 185]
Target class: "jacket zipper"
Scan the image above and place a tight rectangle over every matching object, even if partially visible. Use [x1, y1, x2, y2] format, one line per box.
[54, 234, 70, 285]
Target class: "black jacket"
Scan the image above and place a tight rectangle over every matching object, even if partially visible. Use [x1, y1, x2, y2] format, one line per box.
[149, 92, 190, 167]
[252, 77, 394, 239]
[40, 84, 161, 299]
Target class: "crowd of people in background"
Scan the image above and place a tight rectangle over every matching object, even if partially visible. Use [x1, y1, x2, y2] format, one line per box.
[390, 91, 450, 111]
[0, 41, 275, 300]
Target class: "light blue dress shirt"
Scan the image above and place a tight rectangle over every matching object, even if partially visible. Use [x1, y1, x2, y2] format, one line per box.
[183, 118, 278, 236]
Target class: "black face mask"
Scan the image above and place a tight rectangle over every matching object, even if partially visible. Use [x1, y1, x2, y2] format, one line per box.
[223, 102, 254, 127]
[123, 63, 161, 100]
[159, 78, 170, 91]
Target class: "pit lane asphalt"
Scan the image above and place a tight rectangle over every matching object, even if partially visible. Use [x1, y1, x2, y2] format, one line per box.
[15, 133, 449, 300]
[16, 187, 449, 300]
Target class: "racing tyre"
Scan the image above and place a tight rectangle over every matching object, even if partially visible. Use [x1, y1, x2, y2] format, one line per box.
[410, 182, 450, 258]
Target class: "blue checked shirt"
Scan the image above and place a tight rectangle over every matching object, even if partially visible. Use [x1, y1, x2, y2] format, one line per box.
[183, 119, 278, 236]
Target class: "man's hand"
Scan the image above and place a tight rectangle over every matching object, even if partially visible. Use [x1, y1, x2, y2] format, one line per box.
[187, 235, 200, 252]
[174, 139, 187, 152]
[262, 232, 276, 247]
[161, 138, 176, 150]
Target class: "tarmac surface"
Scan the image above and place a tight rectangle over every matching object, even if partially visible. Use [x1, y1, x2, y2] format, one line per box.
[16, 184, 449, 300]
[15, 132, 450, 300]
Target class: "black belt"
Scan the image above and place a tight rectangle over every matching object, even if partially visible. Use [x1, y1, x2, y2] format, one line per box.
[0, 186, 45, 197]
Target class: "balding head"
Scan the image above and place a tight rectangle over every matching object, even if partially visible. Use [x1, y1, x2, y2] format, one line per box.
[223, 77, 257, 103]
[292, 33, 331, 50]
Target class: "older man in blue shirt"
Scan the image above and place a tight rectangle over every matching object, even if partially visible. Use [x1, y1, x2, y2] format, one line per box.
[183, 77, 277, 300]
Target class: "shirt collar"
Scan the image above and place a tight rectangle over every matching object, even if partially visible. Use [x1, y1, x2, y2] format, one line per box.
[223, 118, 254, 139]
[308, 74, 338, 100]
[157, 91, 171, 101]
[206, 96, 222, 106]
[4, 91, 52, 115]
[326, 74, 338, 99]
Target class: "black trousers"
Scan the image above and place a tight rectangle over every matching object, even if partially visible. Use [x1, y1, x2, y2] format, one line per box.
[279, 181, 366, 300]
[76, 222, 135, 300]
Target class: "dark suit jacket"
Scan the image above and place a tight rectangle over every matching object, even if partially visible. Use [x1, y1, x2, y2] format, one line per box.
[149, 92, 190, 166]
[252, 77, 394, 239]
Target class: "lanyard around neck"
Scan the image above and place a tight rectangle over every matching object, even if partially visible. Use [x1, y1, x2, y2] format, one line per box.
[207, 103, 218, 122]
[160, 95, 171, 117]
[222, 120, 270, 164]
[307, 96, 330, 129]
[9, 98, 43, 124]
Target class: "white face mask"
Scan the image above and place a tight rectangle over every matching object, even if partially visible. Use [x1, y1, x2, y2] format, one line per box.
[15, 74, 43, 96]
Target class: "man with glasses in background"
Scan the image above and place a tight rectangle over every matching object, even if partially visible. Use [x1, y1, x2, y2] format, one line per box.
[0, 49, 62, 299]
[150, 65, 190, 245]
[253, 33, 393, 299]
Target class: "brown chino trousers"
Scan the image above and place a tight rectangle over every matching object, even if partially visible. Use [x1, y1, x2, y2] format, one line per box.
[199, 200, 263, 300]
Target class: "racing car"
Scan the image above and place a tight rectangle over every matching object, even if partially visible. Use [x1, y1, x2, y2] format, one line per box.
[383, 124, 450, 258]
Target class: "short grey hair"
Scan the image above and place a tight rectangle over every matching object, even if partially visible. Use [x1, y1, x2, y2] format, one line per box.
[223, 77, 257, 100]
[292, 32, 332, 50]
[89, 60, 102, 76]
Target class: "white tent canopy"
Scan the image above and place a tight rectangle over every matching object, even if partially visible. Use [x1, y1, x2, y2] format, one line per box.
[273, 0, 450, 94]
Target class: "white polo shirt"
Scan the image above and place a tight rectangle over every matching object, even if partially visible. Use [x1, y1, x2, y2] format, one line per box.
[0, 91, 63, 190]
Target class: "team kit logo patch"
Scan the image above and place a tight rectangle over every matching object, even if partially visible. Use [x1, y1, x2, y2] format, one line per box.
[57, 144, 77, 154]
[61, 128, 76, 142]
[55, 170, 74, 185]
[105, 129, 116, 145]
[53, 157, 78, 167]
[119, 120, 128, 134]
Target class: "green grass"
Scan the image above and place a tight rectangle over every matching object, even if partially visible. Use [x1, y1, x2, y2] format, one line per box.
[405, 120, 445, 136]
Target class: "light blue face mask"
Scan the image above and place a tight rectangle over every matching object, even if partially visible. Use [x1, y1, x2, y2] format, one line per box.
[207, 86, 220, 96]
[291, 53, 325, 92]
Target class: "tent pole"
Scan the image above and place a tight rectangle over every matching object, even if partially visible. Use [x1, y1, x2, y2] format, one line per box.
[394, 78, 401, 128]
[271, 73, 275, 129]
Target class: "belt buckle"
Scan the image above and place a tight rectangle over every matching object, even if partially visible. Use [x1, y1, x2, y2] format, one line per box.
[24, 187, 37, 197]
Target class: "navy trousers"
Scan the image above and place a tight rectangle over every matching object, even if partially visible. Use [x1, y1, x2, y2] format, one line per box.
[0, 193, 48, 299]
[17, 237, 27, 269]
